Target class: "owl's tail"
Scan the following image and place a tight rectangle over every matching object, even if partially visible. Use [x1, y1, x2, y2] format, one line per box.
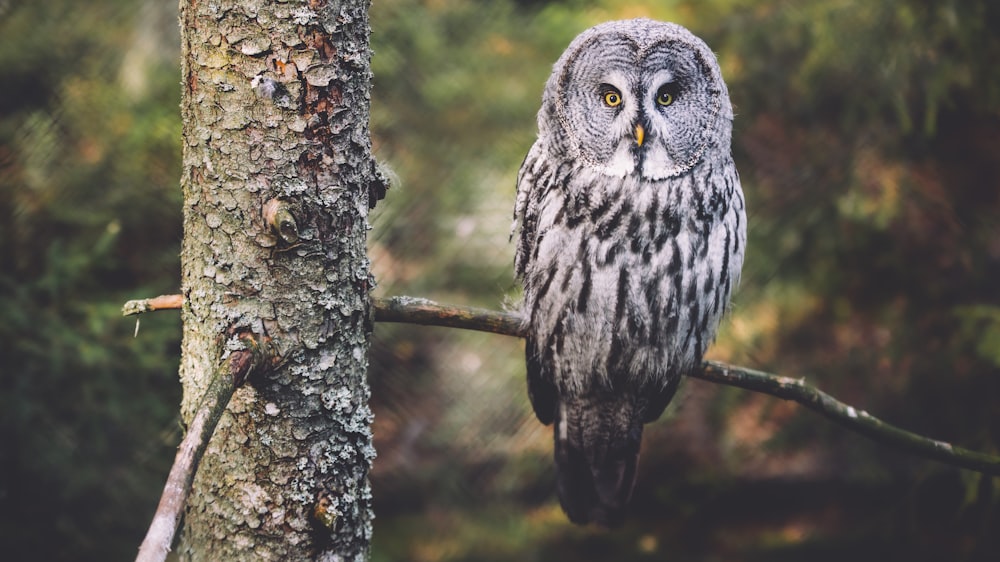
[553, 393, 643, 527]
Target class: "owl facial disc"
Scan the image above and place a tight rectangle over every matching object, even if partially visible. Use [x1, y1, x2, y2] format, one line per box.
[541, 19, 733, 181]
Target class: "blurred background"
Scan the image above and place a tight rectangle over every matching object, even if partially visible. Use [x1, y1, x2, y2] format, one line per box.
[2, 0, 999, 560]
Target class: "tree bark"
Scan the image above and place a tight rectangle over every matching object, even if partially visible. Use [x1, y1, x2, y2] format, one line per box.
[177, 0, 377, 559]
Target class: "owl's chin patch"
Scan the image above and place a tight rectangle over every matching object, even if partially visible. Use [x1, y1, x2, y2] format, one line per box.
[596, 144, 636, 178]
[594, 143, 699, 180]
[637, 145, 697, 180]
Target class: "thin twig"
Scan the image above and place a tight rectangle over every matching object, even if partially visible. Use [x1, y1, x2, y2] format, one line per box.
[123, 294, 184, 316]
[135, 364, 235, 562]
[125, 293, 1000, 476]
[135, 334, 271, 562]
[695, 362, 1000, 475]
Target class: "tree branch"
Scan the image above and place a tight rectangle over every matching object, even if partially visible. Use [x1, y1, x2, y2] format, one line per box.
[123, 293, 184, 315]
[371, 295, 526, 336]
[136, 366, 234, 562]
[373, 296, 1000, 475]
[125, 293, 1000, 476]
[135, 332, 273, 562]
[695, 362, 1000, 475]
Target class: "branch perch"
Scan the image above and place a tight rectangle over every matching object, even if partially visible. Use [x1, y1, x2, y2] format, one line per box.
[374, 297, 1000, 475]
[123, 293, 1000, 477]
[695, 362, 1000, 475]
[372, 295, 526, 336]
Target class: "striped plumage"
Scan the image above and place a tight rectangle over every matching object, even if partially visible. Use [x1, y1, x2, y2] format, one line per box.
[513, 19, 746, 526]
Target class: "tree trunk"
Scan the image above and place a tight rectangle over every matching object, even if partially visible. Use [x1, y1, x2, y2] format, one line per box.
[177, 0, 378, 559]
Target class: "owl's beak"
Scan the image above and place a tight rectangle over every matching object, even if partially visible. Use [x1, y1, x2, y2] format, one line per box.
[634, 123, 645, 147]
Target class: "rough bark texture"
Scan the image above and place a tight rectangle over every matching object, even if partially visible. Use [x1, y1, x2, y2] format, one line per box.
[177, 0, 376, 559]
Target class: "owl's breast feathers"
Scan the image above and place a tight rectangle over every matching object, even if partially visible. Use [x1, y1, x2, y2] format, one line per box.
[515, 138, 744, 526]
[515, 140, 744, 399]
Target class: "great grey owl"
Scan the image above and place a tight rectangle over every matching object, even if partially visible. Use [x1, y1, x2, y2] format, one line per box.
[512, 19, 746, 526]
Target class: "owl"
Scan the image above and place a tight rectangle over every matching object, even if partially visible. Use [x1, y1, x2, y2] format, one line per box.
[512, 19, 746, 526]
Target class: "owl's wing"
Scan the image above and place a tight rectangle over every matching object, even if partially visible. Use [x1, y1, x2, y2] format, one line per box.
[640, 375, 681, 423]
[512, 141, 547, 279]
[513, 141, 558, 424]
[525, 336, 557, 425]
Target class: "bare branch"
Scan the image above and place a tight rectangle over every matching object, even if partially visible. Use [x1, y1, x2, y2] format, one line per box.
[372, 295, 526, 336]
[136, 364, 234, 562]
[123, 294, 184, 316]
[372, 296, 1000, 475]
[136, 333, 274, 562]
[695, 362, 1000, 475]
[125, 293, 1000, 476]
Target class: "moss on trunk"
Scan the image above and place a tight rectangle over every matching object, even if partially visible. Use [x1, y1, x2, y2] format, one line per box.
[177, 0, 376, 559]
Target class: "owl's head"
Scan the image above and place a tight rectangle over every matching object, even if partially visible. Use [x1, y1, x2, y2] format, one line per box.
[539, 19, 733, 181]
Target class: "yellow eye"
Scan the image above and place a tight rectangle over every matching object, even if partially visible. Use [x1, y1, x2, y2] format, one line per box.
[656, 85, 675, 106]
[603, 90, 622, 107]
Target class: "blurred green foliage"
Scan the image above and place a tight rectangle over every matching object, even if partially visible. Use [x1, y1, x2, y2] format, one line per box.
[2, 0, 999, 560]
[0, 1, 183, 559]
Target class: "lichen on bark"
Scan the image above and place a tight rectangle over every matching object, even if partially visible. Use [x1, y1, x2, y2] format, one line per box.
[177, 0, 377, 559]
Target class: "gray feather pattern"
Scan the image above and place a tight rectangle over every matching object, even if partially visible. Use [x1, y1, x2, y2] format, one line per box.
[513, 18, 746, 526]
